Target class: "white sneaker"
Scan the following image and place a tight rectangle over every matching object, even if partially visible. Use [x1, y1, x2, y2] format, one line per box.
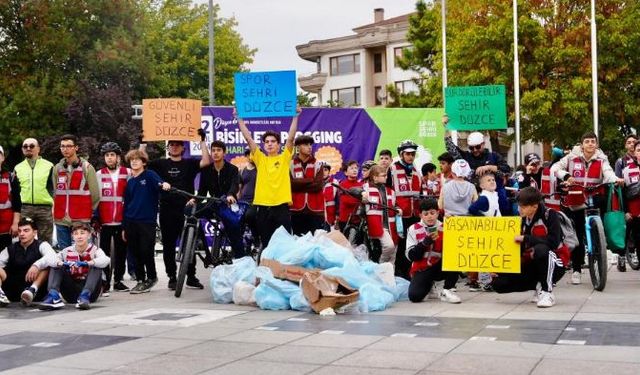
[571, 271, 581, 285]
[530, 283, 542, 303]
[440, 289, 461, 304]
[427, 285, 440, 299]
[537, 291, 555, 308]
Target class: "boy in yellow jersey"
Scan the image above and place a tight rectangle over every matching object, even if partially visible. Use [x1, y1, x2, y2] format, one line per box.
[235, 106, 301, 247]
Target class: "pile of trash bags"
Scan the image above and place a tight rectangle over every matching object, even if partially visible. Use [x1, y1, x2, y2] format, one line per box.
[209, 227, 409, 313]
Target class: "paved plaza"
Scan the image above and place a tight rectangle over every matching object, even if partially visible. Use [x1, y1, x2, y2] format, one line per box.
[2, 257, 640, 375]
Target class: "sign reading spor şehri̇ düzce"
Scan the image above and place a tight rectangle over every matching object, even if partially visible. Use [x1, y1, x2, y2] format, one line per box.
[142, 98, 202, 142]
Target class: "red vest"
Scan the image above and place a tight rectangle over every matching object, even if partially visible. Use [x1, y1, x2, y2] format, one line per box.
[565, 157, 604, 207]
[623, 161, 640, 216]
[409, 222, 443, 277]
[0, 171, 14, 234]
[338, 179, 363, 223]
[421, 178, 440, 197]
[541, 167, 560, 211]
[323, 178, 338, 225]
[390, 162, 420, 218]
[364, 183, 397, 241]
[65, 244, 95, 280]
[98, 167, 129, 225]
[54, 161, 93, 221]
[530, 215, 570, 268]
[289, 157, 324, 214]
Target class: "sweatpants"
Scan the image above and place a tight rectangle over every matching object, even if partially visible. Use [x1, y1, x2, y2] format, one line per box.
[408, 261, 458, 303]
[492, 244, 566, 293]
[291, 212, 324, 237]
[125, 221, 158, 282]
[99, 225, 127, 284]
[159, 208, 195, 280]
[256, 204, 292, 248]
[48, 267, 102, 303]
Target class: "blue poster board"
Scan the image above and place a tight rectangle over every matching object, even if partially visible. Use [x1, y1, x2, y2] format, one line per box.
[234, 70, 297, 118]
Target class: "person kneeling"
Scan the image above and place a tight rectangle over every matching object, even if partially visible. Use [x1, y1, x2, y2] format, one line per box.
[491, 187, 567, 308]
[40, 223, 110, 311]
[407, 199, 460, 304]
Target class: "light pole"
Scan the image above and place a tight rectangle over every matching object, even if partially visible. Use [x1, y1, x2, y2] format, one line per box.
[442, 0, 458, 144]
[590, 0, 599, 136]
[208, 0, 215, 106]
[513, 0, 522, 165]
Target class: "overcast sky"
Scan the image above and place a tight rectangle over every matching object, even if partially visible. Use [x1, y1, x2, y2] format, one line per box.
[201, 0, 417, 76]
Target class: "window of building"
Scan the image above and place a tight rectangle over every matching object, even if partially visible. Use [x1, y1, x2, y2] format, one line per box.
[373, 53, 383, 73]
[330, 87, 361, 106]
[316, 57, 321, 73]
[374, 86, 384, 106]
[330, 54, 360, 76]
[395, 80, 419, 94]
[394, 46, 410, 67]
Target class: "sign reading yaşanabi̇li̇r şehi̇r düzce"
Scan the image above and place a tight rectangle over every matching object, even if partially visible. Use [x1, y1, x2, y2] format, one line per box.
[444, 85, 507, 131]
[442, 216, 521, 273]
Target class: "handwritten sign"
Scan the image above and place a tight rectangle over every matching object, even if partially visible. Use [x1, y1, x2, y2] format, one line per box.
[442, 216, 521, 273]
[234, 70, 296, 118]
[444, 85, 507, 131]
[142, 98, 202, 141]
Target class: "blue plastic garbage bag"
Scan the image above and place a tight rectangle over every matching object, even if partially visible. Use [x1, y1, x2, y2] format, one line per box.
[254, 266, 302, 310]
[290, 290, 312, 312]
[210, 256, 256, 304]
[260, 227, 315, 266]
[394, 277, 410, 302]
[358, 283, 395, 312]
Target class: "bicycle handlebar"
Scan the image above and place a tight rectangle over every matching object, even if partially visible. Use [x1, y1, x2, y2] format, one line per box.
[332, 182, 399, 213]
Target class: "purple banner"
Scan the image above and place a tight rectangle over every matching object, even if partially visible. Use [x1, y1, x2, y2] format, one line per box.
[187, 107, 381, 175]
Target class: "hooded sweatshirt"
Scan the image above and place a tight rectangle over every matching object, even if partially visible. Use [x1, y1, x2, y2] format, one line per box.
[441, 179, 477, 217]
[550, 145, 618, 184]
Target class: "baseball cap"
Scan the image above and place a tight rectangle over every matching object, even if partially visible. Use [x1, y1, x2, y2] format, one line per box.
[524, 153, 541, 165]
[451, 159, 471, 178]
[467, 132, 484, 147]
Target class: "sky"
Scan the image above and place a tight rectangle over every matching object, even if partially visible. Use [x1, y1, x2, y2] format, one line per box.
[200, 0, 417, 76]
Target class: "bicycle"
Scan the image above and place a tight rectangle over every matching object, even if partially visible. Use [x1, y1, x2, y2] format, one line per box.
[167, 187, 250, 297]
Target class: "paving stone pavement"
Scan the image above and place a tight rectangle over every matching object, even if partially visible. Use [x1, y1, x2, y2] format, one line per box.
[2, 256, 640, 374]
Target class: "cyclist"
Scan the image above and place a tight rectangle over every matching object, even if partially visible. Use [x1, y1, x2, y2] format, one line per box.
[386, 140, 421, 279]
[197, 140, 244, 258]
[95, 142, 132, 293]
[0, 145, 20, 251]
[289, 135, 325, 236]
[236, 106, 301, 247]
[550, 131, 622, 285]
[141, 128, 210, 291]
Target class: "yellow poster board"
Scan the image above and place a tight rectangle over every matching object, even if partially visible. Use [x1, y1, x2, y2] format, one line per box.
[142, 98, 202, 142]
[442, 216, 521, 273]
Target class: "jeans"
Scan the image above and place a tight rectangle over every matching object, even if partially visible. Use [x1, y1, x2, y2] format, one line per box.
[48, 267, 102, 303]
[55, 224, 72, 250]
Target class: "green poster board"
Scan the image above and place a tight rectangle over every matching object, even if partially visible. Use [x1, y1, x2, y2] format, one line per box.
[366, 108, 446, 169]
[444, 85, 507, 131]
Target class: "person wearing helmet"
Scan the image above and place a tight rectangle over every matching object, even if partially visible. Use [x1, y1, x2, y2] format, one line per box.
[360, 160, 376, 182]
[290, 134, 325, 236]
[386, 139, 421, 280]
[95, 142, 132, 293]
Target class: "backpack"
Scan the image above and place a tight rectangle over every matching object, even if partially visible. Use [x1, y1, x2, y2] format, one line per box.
[546, 209, 579, 251]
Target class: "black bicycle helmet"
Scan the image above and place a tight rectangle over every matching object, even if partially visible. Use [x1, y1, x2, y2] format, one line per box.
[100, 142, 122, 155]
[361, 160, 377, 170]
[397, 139, 418, 154]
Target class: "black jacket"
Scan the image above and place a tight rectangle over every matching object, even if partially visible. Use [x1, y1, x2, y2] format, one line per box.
[197, 161, 239, 199]
[521, 204, 562, 252]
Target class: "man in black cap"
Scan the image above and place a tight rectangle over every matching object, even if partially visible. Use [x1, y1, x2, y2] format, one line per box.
[290, 134, 324, 236]
[518, 153, 543, 190]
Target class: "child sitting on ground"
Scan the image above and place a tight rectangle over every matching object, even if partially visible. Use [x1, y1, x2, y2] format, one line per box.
[407, 198, 460, 303]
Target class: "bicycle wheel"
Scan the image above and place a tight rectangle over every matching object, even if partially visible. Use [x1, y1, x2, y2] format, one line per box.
[211, 229, 223, 266]
[344, 225, 359, 247]
[587, 216, 607, 291]
[175, 226, 196, 298]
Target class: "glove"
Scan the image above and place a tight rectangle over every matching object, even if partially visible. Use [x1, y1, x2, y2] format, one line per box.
[197, 128, 206, 141]
[74, 261, 89, 268]
[420, 236, 433, 247]
[63, 261, 75, 268]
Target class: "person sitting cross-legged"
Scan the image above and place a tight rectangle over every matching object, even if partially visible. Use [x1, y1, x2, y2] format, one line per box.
[39, 223, 110, 310]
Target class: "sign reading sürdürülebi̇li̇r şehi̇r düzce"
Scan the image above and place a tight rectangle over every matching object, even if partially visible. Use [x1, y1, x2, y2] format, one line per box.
[444, 85, 507, 131]
[442, 216, 521, 273]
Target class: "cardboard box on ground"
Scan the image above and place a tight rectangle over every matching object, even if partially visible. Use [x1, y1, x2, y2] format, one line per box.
[259, 230, 360, 313]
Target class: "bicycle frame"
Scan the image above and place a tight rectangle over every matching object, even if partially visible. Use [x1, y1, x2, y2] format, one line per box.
[583, 194, 600, 256]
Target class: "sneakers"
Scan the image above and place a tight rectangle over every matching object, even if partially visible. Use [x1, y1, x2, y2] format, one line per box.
[130, 282, 148, 294]
[39, 290, 65, 311]
[468, 281, 482, 292]
[617, 256, 627, 272]
[427, 285, 440, 300]
[186, 277, 204, 289]
[76, 290, 91, 310]
[0, 289, 9, 307]
[145, 278, 158, 289]
[440, 289, 461, 304]
[571, 271, 581, 285]
[168, 277, 177, 291]
[530, 283, 542, 303]
[101, 283, 110, 297]
[20, 286, 36, 306]
[537, 291, 556, 308]
[113, 281, 130, 292]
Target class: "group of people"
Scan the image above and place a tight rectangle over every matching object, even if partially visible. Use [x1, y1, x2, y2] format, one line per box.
[0, 107, 636, 311]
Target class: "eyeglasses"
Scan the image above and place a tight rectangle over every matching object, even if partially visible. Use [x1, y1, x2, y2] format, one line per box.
[60, 145, 76, 149]
[22, 144, 36, 149]
[469, 145, 483, 151]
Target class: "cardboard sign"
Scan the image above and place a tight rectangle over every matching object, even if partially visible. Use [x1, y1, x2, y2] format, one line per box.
[234, 70, 297, 118]
[442, 216, 521, 273]
[444, 85, 507, 130]
[142, 98, 202, 141]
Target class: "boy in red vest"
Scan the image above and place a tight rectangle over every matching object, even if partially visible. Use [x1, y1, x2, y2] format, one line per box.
[420, 162, 440, 197]
[95, 142, 132, 293]
[290, 135, 325, 236]
[0, 145, 21, 251]
[39, 223, 110, 310]
[406, 198, 460, 303]
[337, 160, 363, 231]
[491, 187, 568, 308]
[320, 161, 338, 229]
[362, 165, 400, 264]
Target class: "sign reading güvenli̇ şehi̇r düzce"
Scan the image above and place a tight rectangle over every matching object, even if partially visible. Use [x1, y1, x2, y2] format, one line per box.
[234, 70, 297, 119]
[142, 98, 202, 141]
[444, 85, 507, 131]
[442, 216, 521, 273]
